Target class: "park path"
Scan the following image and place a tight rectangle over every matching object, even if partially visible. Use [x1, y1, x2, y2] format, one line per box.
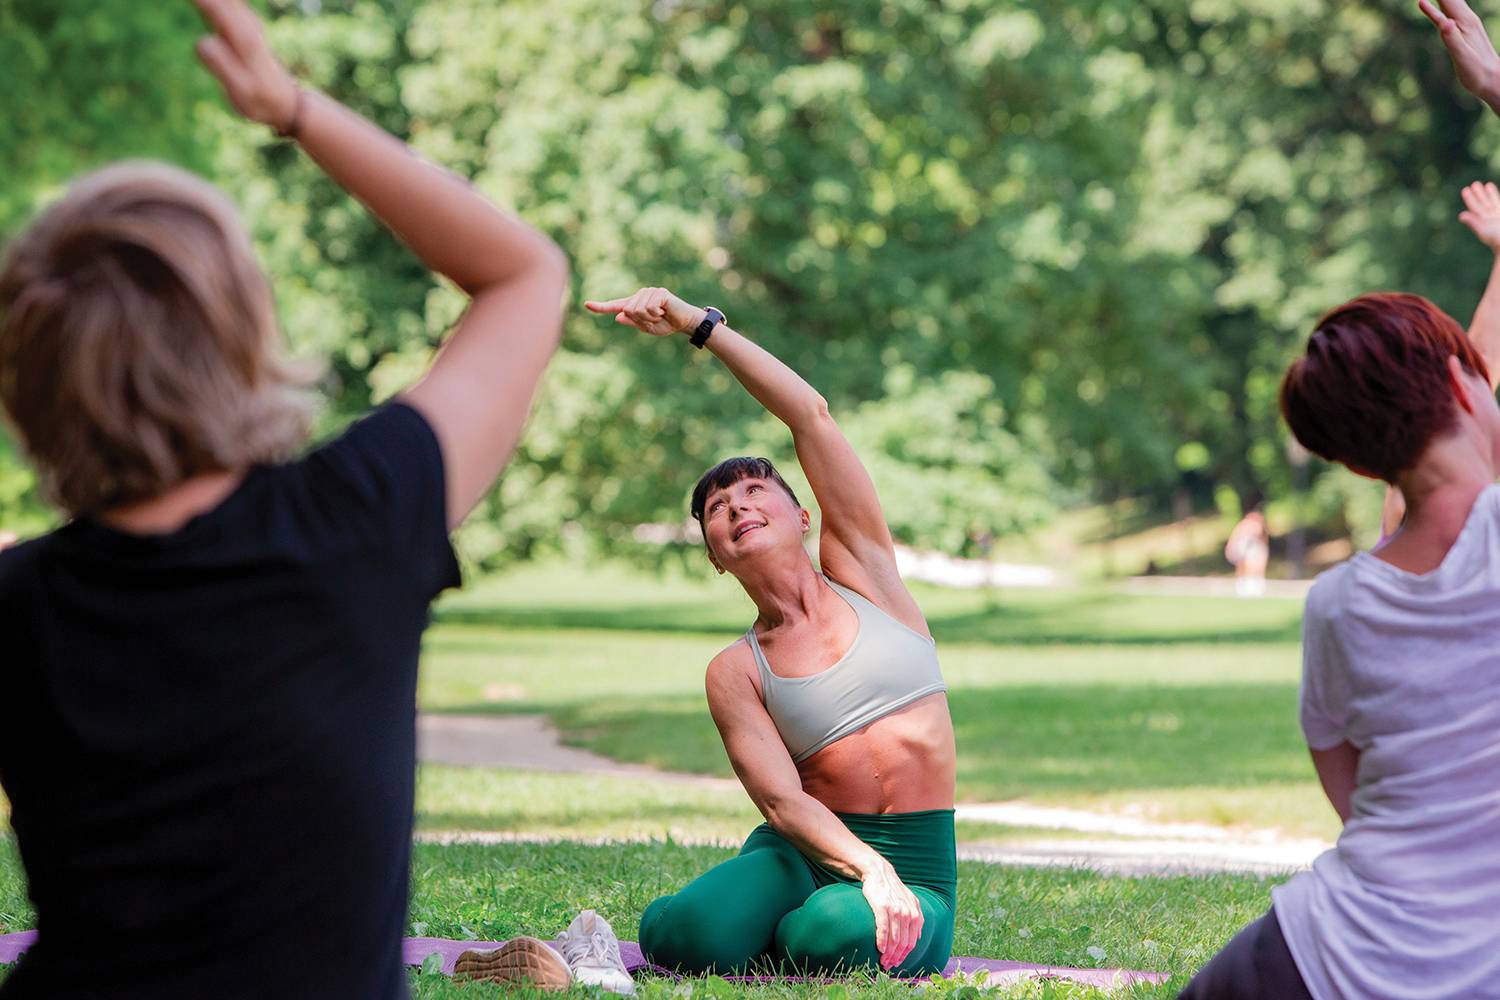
[417, 713, 1331, 876]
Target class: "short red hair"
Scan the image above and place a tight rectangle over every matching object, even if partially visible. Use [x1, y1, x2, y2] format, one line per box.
[1280, 292, 1490, 482]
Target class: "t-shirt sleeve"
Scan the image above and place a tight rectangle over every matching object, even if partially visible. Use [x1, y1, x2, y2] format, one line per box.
[1299, 574, 1352, 750]
[303, 401, 461, 602]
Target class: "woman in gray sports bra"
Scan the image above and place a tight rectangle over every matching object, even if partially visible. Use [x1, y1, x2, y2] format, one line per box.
[585, 287, 959, 978]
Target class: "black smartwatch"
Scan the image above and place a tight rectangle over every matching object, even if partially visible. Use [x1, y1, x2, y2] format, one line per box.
[690, 306, 724, 349]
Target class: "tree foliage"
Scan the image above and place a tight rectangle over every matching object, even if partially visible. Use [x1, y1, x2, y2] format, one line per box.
[3, 0, 1497, 562]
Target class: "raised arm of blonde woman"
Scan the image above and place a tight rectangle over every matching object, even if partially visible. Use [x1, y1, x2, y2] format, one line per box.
[192, 0, 567, 529]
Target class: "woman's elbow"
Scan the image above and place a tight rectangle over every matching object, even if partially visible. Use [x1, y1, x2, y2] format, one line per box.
[791, 394, 833, 429]
[758, 789, 797, 831]
[535, 238, 570, 286]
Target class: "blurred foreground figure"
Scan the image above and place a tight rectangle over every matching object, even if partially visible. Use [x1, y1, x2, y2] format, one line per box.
[0, 1, 566, 997]
[1181, 7, 1500, 998]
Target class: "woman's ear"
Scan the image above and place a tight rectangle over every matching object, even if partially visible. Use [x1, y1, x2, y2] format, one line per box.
[801, 509, 811, 534]
[706, 546, 725, 575]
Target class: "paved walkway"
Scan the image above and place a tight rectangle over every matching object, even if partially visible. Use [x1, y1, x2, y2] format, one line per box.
[417, 713, 1330, 876]
[418, 714, 737, 788]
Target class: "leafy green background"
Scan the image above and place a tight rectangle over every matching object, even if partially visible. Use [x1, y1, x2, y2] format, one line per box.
[4, 0, 1494, 563]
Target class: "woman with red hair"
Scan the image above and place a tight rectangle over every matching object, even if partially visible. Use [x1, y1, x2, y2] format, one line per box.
[1379, 178, 1500, 539]
[1181, 5, 1500, 996]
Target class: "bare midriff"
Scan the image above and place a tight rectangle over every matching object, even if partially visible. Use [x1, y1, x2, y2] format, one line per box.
[795, 692, 956, 814]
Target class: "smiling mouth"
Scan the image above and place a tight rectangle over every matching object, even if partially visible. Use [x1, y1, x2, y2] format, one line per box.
[733, 521, 766, 541]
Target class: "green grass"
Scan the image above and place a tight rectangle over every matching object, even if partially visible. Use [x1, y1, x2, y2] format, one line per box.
[415, 765, 759, 841]
[1, 834, 1282, 998]
[419, 562, 1331, 839]
[413, 766, 1148, 847]
[0, 565, 1317, 996]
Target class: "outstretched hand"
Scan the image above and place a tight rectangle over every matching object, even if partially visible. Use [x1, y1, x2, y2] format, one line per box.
[1420, 0, 1500, 106]
[585, 287, 705, 337]
[1461, 181, 1500, 250]
[190, 0, 299, 131]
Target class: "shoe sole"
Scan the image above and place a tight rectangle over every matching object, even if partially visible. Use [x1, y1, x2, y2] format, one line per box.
[453, 936, 572, 990]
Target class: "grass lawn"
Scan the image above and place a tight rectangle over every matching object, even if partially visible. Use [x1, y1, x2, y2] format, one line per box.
[414, 766, 1149, 847]
[0, 565, 1317, 996]
[419, 562, 1331, 839]
[1, 833, 1280, 998]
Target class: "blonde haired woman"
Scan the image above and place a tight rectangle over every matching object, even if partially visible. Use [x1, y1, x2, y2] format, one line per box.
[0, 1, 565, 997]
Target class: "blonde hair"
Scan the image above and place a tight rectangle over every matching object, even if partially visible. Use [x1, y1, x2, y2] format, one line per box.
[0, 161, 314, 515]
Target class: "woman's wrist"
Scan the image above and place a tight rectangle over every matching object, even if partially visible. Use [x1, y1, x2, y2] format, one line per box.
[274, 82, 306, 139]
[681, 305, 709, 336]
[1480, 67, 1500, 113]
[854, 852, 894, 882]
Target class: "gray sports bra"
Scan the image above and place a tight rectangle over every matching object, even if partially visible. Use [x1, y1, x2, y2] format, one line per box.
[745, 575, 948, 763]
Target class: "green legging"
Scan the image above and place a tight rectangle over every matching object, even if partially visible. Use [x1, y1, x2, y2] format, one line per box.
[639, 809, 957, 977]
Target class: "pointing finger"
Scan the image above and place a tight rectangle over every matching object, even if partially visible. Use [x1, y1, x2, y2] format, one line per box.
[1419, 0, 1451, 29]
[195, 36, 252, 94]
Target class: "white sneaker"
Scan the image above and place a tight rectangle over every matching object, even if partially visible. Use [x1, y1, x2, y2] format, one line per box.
[556, 909, 636, 995]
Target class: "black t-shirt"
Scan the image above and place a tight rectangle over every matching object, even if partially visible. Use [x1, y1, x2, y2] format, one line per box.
[0, 402, 460, 999]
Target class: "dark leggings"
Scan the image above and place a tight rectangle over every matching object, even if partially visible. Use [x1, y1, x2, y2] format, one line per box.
[1178, 908, 1313, 1000]
[639, 810, 957, 977]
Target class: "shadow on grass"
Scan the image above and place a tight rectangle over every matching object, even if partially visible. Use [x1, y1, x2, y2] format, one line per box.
[415, 803, 752, 833]
[950, 682, 1307, 796]
[928, 603, 1302, 646]
[435, 592, 1304, 647]
[433, 604, 745, 637]
[434, 680, 1309, 801]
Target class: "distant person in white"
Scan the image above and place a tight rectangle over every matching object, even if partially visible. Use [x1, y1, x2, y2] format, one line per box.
[1180, 5, 1500, 996]
[1223, 509, 1269, 598]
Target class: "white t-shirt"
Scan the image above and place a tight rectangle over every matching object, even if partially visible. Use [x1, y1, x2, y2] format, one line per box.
[1273, 485, 1500, 1000]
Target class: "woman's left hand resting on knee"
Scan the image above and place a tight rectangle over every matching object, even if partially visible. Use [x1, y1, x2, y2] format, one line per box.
[586, 286, 927, 971]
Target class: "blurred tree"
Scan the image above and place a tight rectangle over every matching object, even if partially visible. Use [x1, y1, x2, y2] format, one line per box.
[1106, 0, 1500, 520]
[4, 0, 1497, 564]
[0, 0, 216, 231]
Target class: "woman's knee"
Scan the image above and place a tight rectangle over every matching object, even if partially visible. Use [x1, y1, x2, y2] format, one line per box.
[638, 891, 764, 975]
[775, 887, 881, 972]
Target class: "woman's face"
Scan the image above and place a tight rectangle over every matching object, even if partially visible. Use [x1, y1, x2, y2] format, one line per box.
[700, 477, 808, 573]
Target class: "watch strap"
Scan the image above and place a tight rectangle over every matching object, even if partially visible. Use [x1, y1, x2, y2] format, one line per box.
[690, 307, 724, 349]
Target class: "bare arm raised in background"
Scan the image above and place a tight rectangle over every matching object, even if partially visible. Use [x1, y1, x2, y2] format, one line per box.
[1379, 181, 1500, 538]
[1420, 0, 1500, 111]
[191, 0, 567, 529]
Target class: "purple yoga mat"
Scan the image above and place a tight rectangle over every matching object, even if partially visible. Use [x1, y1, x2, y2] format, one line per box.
[406, 935, 1168, 988]
[2, 929, 1164, 989]
[0, 931, 34, 967]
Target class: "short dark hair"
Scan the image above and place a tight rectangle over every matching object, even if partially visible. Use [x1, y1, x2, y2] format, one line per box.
[1280, 292, 1490, 483]
[690, 456, 800, 543]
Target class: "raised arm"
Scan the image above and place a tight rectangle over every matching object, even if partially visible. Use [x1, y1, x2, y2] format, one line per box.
[191, 0, 567, 529]
[705, 651, 923, 971]
[585, 287, 925, 629]
[1420, 0, 1500, 113]
[1378, 179, 1500, 535]
[1458, 181, 1500, 389]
